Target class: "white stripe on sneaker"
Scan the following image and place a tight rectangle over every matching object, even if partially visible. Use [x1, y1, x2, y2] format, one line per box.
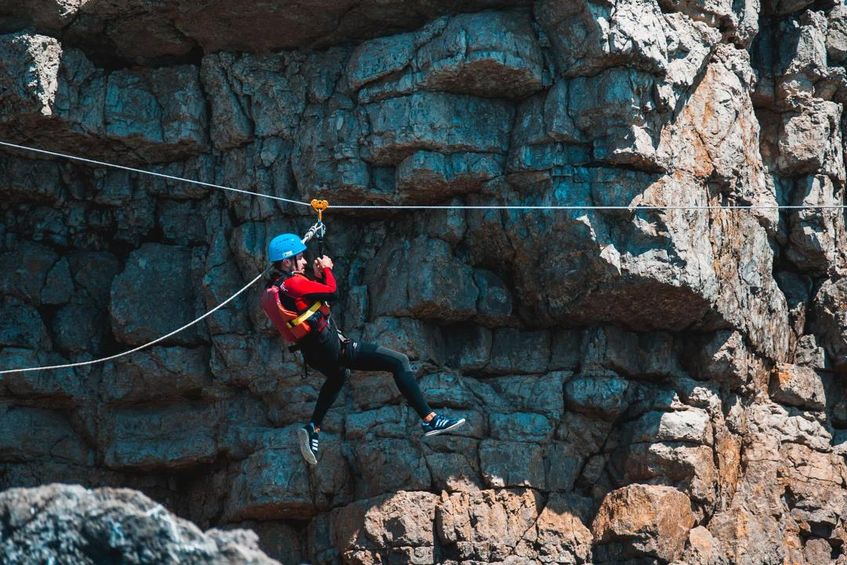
[297, 428, 318, 465]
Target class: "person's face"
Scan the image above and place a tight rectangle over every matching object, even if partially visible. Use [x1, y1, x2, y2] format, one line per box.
[294, 253, 307, 273]
[282, 253, 306, 273]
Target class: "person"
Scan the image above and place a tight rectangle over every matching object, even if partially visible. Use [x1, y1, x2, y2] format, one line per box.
[260, 232, 465, 465]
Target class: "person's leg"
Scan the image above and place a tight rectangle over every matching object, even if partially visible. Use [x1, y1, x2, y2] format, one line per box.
[308, 364, 349, 430]
[345, 342, 434, 419]
[297, 329, 344, 465]
[302, 326, 345, 429]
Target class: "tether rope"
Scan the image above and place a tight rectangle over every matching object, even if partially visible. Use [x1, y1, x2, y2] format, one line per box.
[0, 269, 269, 375]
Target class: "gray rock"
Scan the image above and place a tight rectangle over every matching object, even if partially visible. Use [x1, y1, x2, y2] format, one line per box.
[769, 363, 826, 411]
[100, 403, 220, 470]
[346, 405, 411, 440]
[200, 52, 308, 149]
[361, 316, 445, 365]
[413, 198, 467, 245]
[414, 11, 545, 99]
[0, 402, 89, 464]
[158, 199, 208, 245]
[346, 30, 417, 96]
[486, 371, 569, 418]
[0, 33, 207, 162]
[611, 441, 718, 507]
[489, 412, 554, 442]
[828, 4, 847, 65]
[110, 243, 208, 347]
[222, 442, 316, 521]
[366, 236, 478, 321]
[424, 436, 483, 492]
[68, 251, 121, 302]
[0, 484, 278, 564]
[582, 326, 684, 379]
[811, 277, 847, 369]
[417, 372, 477, 410]
[396, 151, 504, 202]
[349, 11, 544, 102]
[202, 231, 253, 336]
[0, 240, 59, 306]
[565, 373, 630, 420]
[487, 328, 550, 374]
[786, 175, 844, 272]
[444, 323, 492, 371]
[793, 333, 828, 369]
[0, 153, 64, 204]
[684, 331, 751, 388]
[210, 334, 294, 391]
[0, 32, 63, 123]
[102, 346, 211, 403]
[544, 442, 584, 492]
[54, 0, 536, 66]
[629, 408, 713, 444]
[0, 0, 85, 32]
[569, 68, 662, 169]
[473, 268, 514, 326]
[352, 438, 431, 498]
[537, 0, 720, 84]
[291, 104, 371, 198]
[40, 257, 71, 305]
[748, 402, 832, 452]
[0, 296, 50, 349]
[363, 92, 513, 166]
[51, 301, 108, 354]
[479, 439, 546, 488]
[777, 100, 844, 179]
[0, 349, 85, 400]
[658, 0, 760, 47]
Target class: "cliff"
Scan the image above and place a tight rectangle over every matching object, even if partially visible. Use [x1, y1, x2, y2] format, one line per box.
[0, 0, 845, 563]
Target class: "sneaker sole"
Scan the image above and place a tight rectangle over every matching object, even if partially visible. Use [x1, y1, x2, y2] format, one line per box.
[297, 428, 318, 465]
[424, 418, 466, 437]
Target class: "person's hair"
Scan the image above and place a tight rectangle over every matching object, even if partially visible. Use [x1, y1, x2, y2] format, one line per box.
[267, 257, 295, 286]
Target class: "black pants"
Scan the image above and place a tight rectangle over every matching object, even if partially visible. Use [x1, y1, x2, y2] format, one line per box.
[300, 325, 433, 427]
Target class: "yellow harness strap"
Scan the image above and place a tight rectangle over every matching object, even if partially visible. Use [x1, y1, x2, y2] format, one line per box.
[287, 301, 325, 329]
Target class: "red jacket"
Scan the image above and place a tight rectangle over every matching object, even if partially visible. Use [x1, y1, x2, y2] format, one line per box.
[265, 268, 337, 335]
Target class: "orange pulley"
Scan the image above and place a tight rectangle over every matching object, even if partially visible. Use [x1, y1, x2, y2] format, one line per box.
[311, 199, 329, 223]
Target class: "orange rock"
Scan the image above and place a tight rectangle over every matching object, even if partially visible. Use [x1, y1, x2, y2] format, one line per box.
[592, 484, 695, 561]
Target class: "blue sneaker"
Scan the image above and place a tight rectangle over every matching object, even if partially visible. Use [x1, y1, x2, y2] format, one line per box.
[297, 423, 319, 465]
[421, 414, 466, 437]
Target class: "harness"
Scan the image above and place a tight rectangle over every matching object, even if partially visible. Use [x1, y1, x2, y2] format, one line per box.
[260, 274, 331, 344]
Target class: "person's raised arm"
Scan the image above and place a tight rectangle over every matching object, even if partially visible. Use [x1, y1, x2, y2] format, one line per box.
[287, 256, 337, 301]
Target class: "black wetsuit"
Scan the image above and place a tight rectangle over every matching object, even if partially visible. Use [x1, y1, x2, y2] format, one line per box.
[267, 268, 433, 427]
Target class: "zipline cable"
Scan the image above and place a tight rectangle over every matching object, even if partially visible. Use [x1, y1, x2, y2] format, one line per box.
[331, 203, 847, 210]
[0, 141, 847, 211]
[3, 140, 847, 211]
[0, 141, 311, 208]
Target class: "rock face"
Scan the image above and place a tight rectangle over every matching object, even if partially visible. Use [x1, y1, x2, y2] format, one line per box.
[0, 483, 278, 563]
[0, 1, 846, 564]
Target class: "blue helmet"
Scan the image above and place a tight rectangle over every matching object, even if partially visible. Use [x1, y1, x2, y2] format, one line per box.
[268, 233, 306, 262]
